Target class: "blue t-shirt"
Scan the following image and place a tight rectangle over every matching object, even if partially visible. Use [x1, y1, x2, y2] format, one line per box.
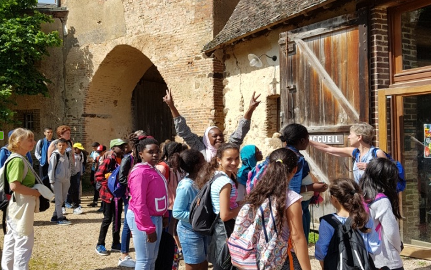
[210, 171, 238, 214]
[172, 177, 198, 229]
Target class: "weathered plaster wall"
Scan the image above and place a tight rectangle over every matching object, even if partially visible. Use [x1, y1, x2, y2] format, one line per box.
[221, 31, 282, 158]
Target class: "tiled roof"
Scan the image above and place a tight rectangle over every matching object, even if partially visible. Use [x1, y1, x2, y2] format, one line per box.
[204, 0, 335, 52]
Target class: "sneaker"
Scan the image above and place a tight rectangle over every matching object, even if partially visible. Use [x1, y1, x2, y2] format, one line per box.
[73, 206, 83, 215]
[62, 207, 66, 215]
[57, 218, 72, 226]
[87, 202, 97, 207]
[118, 255, 136, 268]
[65, 202, 72, 209]
[95, 245, 109, 256]
[111, 243, 121, 252]
[50, 216, 58, 223]
[97, 207, 104, 212]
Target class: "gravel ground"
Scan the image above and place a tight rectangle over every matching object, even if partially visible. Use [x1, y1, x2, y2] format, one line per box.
[0, 193, 430, 270]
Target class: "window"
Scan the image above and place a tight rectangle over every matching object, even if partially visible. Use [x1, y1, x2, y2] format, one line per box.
[390, 1, 431, 83]
[24, 113, 34, 130]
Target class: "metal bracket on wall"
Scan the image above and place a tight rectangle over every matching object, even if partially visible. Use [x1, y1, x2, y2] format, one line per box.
[287, 85, 297, 93]
[288, 42, 296, 55]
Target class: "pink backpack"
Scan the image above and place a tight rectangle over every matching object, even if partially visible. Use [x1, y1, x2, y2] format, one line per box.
[227, 197, 293, 270]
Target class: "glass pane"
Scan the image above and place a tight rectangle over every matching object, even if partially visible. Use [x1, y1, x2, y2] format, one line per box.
[402, 94, 431, 246]
[401, 5, 431, 70]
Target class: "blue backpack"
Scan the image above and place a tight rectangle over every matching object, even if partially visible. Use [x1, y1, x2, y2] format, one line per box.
[353, 148, 406, 192]
[107, 154, 134, 198]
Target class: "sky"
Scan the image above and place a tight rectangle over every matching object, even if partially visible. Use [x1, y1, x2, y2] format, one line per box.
[37, 0, 57, 4]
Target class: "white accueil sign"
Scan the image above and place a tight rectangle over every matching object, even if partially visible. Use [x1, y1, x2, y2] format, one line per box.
[310, 134, 344, 145]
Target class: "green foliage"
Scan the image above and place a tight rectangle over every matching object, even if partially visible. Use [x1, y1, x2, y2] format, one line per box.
[0, 0, 61, 125]
[309, 231, 319, 244]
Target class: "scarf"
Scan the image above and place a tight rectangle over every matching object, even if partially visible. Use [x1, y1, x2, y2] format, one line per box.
[237, 145, 257, 186]
[203, 126, 219, 162]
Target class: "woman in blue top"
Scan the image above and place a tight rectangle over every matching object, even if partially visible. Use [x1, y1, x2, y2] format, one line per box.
[236, 145, 263, 201]
[309, 122, 387, 183]
[172, 149, 206, 270]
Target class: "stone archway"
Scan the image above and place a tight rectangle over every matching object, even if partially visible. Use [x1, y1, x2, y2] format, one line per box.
[131, 65, 174, 142]
[84, 44, 169, 146]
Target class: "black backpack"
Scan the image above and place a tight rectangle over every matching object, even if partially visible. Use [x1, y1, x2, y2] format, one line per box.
[321, 214, 376, 270]
[189, 174, 223, 235]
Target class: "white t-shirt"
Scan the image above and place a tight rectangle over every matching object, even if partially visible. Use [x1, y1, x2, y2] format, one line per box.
[282, 190, 302, 241]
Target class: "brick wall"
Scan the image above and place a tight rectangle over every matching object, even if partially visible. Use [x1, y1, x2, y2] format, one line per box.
[370, 8, 390, 145]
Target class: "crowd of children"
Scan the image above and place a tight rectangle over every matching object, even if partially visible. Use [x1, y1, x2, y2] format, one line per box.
[0, 90, 406, 270]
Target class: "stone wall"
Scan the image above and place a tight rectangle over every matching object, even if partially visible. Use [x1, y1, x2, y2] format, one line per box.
[18, 0, 232, 150]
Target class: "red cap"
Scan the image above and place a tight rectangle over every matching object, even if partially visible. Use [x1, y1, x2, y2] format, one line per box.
[96, 145, 106, 152]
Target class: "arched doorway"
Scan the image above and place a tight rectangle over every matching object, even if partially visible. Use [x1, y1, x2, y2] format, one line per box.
[131, 65, 174, 142]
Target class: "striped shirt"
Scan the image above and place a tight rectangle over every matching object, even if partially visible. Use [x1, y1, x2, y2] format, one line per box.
[210, 171, 238, 214]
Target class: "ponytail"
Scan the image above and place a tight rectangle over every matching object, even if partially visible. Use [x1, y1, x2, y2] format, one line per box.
[330, 178, 369, 231]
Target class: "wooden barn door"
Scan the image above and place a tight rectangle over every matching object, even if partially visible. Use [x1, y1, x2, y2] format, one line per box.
[279, 10, 368, 182]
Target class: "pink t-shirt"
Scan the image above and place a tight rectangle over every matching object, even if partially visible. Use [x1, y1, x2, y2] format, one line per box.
[282, 190, 302, 241]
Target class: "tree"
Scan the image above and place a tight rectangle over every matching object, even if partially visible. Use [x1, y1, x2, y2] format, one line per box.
[0, 0, 61, 125]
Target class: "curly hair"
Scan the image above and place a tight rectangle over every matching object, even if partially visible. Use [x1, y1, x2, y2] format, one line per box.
[195, 143, 239, 189]
[246, 148, 298, 233]
[56, 125, 71, 138]
[359, 158, 402, 220]
[330, 178, 369, 231]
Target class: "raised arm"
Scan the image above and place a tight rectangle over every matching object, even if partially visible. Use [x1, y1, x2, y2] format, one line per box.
[163, 88, 205, 151]
[309, 140, 354, 157]
[229, 92, 261, 145]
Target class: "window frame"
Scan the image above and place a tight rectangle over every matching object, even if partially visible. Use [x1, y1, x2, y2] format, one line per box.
[389, 0, 431, 84]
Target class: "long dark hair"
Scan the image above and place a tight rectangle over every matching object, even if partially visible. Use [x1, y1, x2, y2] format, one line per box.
[246, 148, 298, 232]
[279, 123, 309, 147]
[330, 178, 369, 231]
[359, 158, 402, 220]
[195, 143, 239, 189]
[160, 141, 183, 172]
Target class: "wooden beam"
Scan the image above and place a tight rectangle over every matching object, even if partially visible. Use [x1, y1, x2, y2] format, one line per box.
[307, 125, 351, 133]
[294, 39, 360, 121]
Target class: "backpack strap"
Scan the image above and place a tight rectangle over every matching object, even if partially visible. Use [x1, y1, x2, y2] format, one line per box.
[352, 148, 360, 162]
[368, 193, 387, 234]
[320, 214, 342, 229]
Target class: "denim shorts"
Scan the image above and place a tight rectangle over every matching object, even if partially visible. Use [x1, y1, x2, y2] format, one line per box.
[177, 222, 208, 264]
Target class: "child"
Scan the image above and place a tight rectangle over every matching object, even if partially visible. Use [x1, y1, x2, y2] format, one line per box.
[35, 127, 53, 187]
[95, 139, 127, 256]
[316, 178, 380, 269]
[360, 158, 404, 270]
[88, 142, 100, 207]
[236, 145, 263, 202]
[280, 123, 328, 242]
[247, 148, 311, 270]
[126, 136, 169, 268]
[195, 143, 242, 270]
[67, 142, 85, 214]
[172, 149, 207, 270]
[48, 138, 72, 225]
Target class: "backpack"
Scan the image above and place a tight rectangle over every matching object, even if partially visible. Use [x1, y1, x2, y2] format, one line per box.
[189, 174, 223, 235]
[0, 154, 29, 234]
[228, 197, 291, 270]
[107, 154, 133, 198]
[353, 148, 406, 192]
[320, 214, 376, 270]
[246, 158, 269, 194]
[367, 193, 387, 240]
